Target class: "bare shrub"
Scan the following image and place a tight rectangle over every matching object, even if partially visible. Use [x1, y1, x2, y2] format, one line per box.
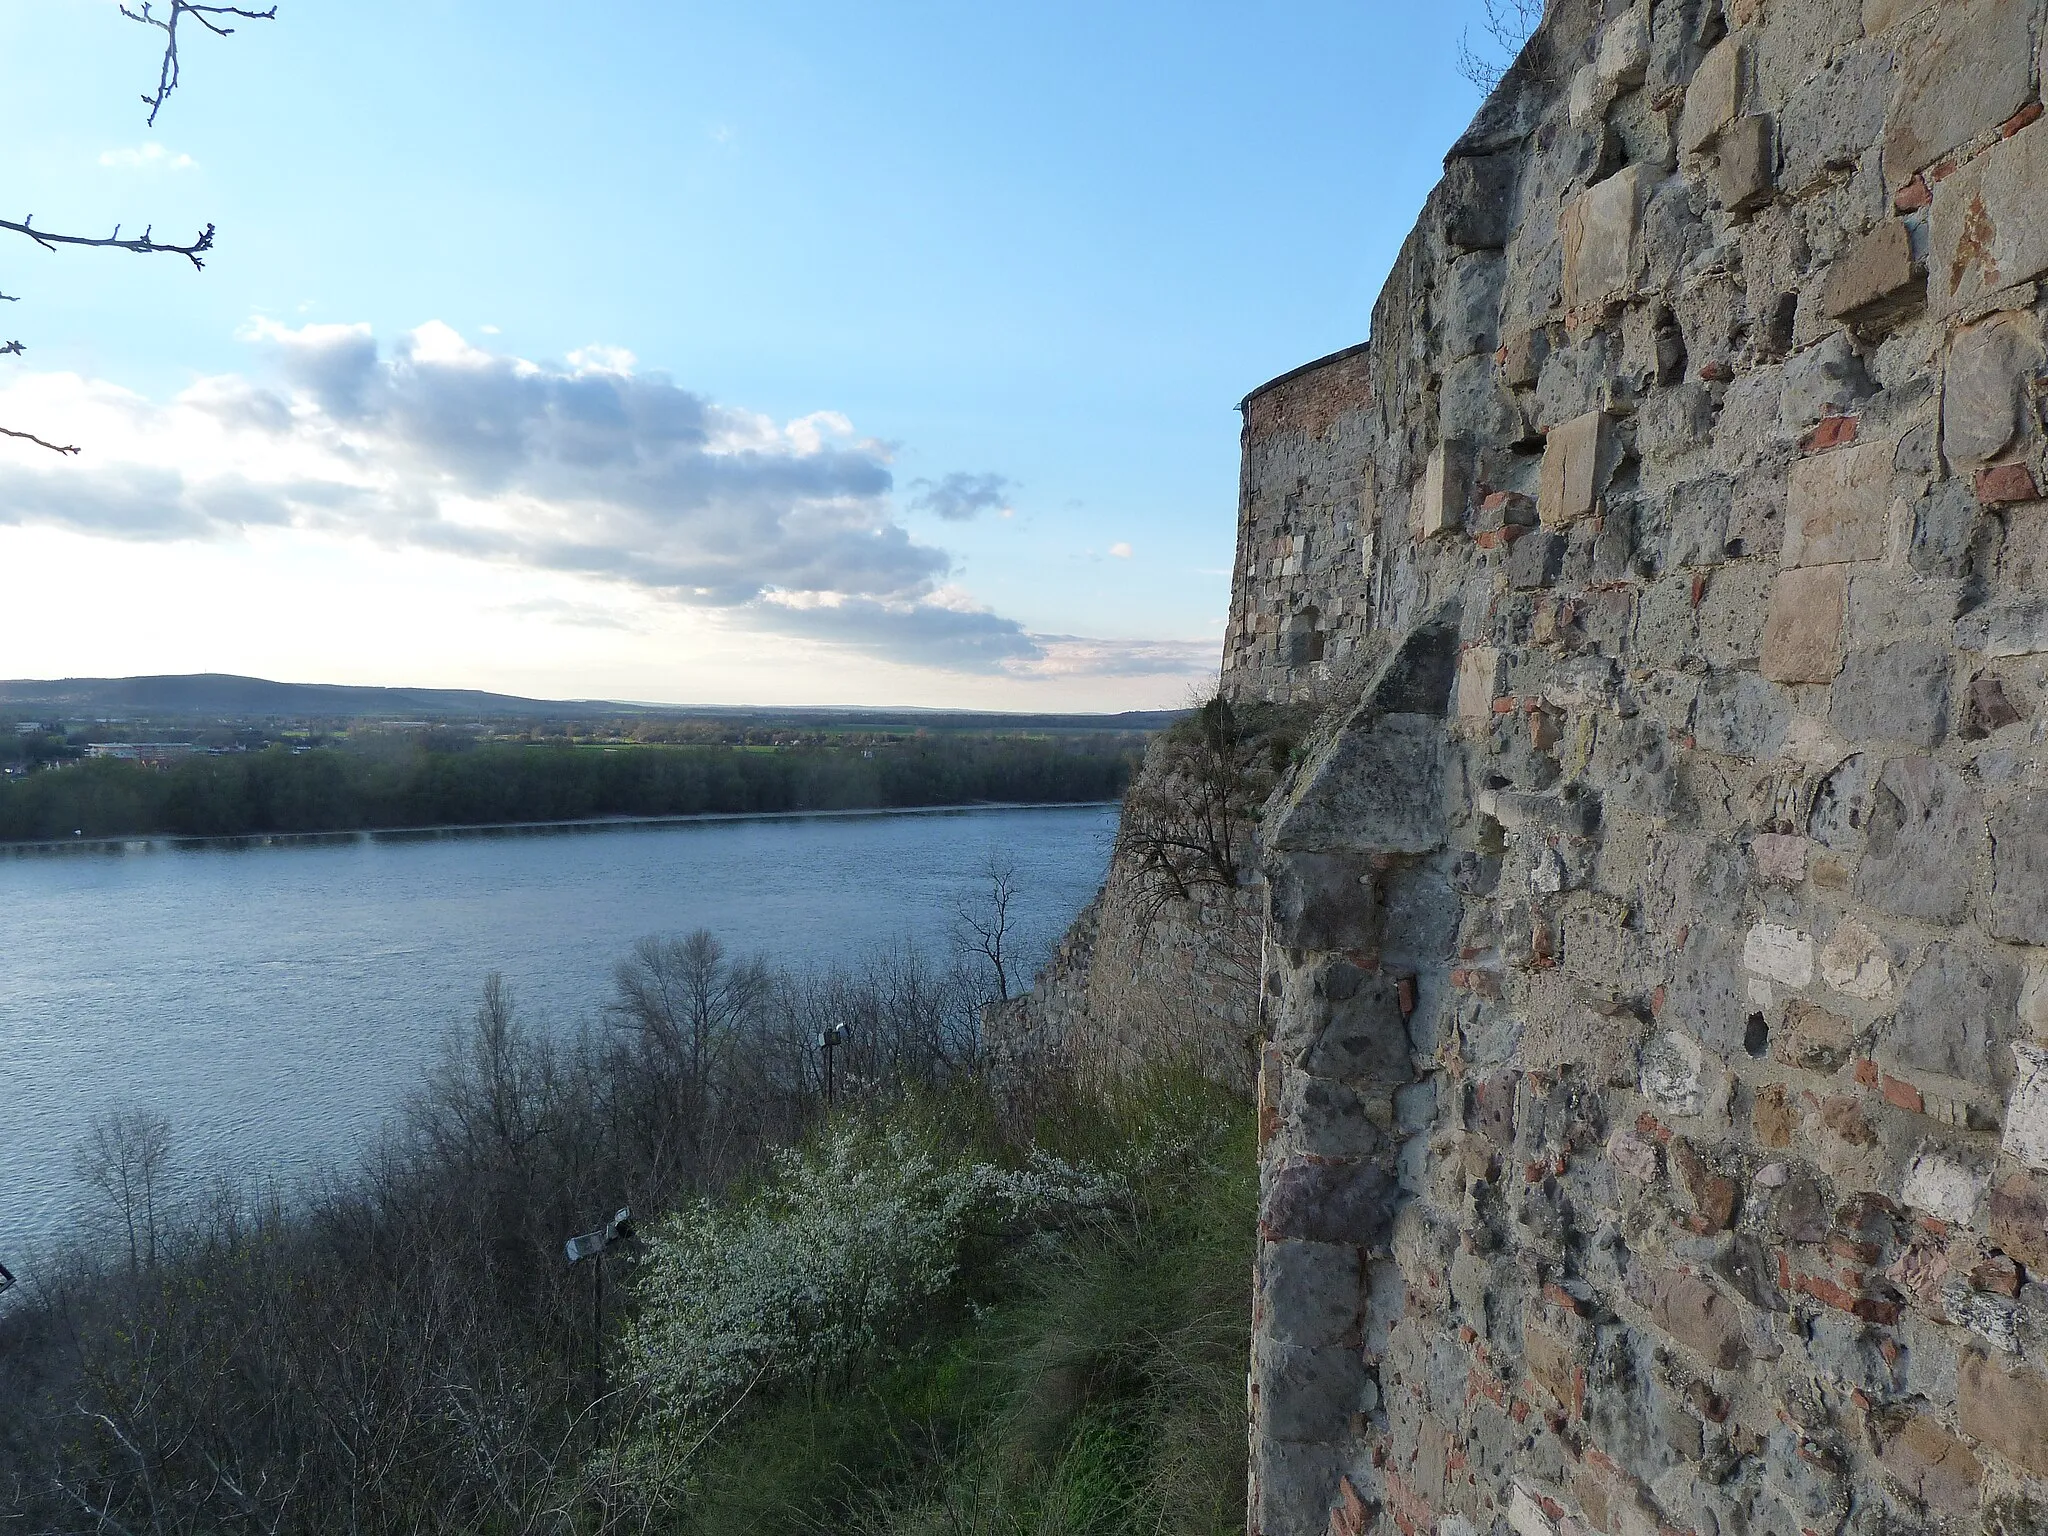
[1458, 0, 1544, 93]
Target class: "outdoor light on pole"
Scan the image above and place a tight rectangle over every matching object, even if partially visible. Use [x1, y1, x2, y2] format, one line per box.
[564, 1206, 633, 1402]
[817, 1021, 849, 1106]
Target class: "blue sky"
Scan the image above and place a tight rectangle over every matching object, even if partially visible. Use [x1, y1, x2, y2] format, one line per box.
[0, 1, 1502, 709]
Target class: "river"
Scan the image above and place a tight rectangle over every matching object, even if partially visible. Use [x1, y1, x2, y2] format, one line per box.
[0, 803, 1116, 1264]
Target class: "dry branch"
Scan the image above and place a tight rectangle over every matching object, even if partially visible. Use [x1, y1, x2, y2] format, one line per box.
[0, 215, 216, 269]
[120, 0, 278, 126]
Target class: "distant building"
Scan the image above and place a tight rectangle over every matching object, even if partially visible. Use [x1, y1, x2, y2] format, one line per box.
[85, 743, 204, 765]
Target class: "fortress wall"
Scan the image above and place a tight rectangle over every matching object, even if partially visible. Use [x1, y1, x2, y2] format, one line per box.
[1234, 1, 2048, 1532]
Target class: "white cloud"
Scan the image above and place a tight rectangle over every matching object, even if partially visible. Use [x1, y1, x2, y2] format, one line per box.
[98, 143, 195, 171]
[0, 322, 1209, 682]
[1108, 541, 1133, 558]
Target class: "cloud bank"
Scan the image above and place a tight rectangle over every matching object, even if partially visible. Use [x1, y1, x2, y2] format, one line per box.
[0, 322, 1207, 680]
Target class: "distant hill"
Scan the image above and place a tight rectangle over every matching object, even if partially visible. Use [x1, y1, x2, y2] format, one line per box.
[0, 673, 1180, 731]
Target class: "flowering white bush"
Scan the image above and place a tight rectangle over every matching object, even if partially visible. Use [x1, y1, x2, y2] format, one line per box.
[622, 1123, 1129, 1443]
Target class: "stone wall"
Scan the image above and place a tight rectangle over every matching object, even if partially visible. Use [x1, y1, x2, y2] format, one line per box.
[1232, 2, 2048, 1534]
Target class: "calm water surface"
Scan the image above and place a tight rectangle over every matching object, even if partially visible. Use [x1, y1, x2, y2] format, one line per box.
[0, 804, 1115, 1260]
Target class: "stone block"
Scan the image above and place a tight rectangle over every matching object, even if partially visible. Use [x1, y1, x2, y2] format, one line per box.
[1883, 0, 2036, 187]
[1878, 1414, 1985, 1514]
[1303, 964, 1413, 1085]
[1272, 714, 1448, 857]
[1783, 438, 1894, 567]
[1762, 566, 1848, 683]
[2005, 1042, 2048, 1170]
[1499, 325, 1551, 388]
[1754, 833, 1808, 884]
[1714, 114, 1776, 213]
[1853, 756, 1982, 923]
[1641, 1030, 1710, 1117]
[1669, 476, 1734, 568]
[1744, 921, 1815, 987]
[1442, 152, 1519, 252]
[1943, 314, 2037, 467]
[1647, 1269, 1747, 1368]
[1889, 940, 2020, 1082]
[1820, 222, 1924, 325]
[1820, 918, 1894, 1000]
[1990, 790, 2048, 944]
[1260, 1240, 1363, 1348]
[1931, 116, 2048, 319]
[1910, 479, 1990, 578]
[1267, 852, 1382, 955]
[1778, 999, 1856, 1072]
[1672, 1137, 1740, 1229]
[1596, 3, 1649, 93]
[1562, 167, 1648, 309]
[1959, 596, 2048, 657]
[1828, 638, 1952, 748]
[1680, 34, 1746, 155]
[1254, 1336, 1372, 1442]
[1441, 252, 1506, 361]
[1415, 443, 1469, 540]
[1456, 645, 1502, 727]
[1694, 669, 1790, 758]
[1990, 1169, 2048, 1269]
[1507, 528, 1567, 589]
[1260, 1156, 1396, 1247]
[1903, 1151, 1989, 1225]
[1779, 41, 1893, 195]
[1779, 332, 1875, 434]
[1977, 461, 2041, 507]
[1539, 410, 1612, 528]
[1959, 1354, 2048, 1475]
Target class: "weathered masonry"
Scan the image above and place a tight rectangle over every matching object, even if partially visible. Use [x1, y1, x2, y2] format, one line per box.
[1225, 0, 2048, 1532]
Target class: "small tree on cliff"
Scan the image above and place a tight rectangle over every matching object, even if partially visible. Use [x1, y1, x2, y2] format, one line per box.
[4, 2, 273, 454]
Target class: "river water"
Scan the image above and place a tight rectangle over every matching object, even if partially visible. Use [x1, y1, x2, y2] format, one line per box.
[0, 803, 1116, 1263]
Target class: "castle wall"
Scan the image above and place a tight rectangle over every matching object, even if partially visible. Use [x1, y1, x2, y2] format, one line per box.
[1235, 1, 2048, 1533]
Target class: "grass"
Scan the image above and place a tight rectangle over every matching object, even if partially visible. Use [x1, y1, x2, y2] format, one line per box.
[665, 1073, 1256, 1536]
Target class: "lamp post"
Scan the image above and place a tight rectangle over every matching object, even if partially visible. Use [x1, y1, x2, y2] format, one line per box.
[817, 1021, 849, 1107]
[564, 1206, 633, 1405]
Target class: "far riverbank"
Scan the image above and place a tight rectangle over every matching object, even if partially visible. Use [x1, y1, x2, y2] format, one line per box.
[0, 798, 1121, 858]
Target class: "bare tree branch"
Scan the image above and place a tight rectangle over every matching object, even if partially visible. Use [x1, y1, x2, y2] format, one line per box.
[1457, 0, 1543, 93]
[0, 215, 216, 269]
[0, 425, 82, 455]
[120, 1, 278, 127]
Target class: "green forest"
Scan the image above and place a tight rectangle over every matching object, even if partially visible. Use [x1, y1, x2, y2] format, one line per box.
[0, 735, 1142, 842]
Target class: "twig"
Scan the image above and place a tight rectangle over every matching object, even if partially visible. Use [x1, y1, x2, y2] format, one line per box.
[120, 1, 278, 127]
[0, 216, 215, 270]
[0, 425, 82, 456]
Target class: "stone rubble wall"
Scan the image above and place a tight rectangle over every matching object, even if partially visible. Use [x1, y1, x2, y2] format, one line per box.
[1232, 1, 2048, 1534]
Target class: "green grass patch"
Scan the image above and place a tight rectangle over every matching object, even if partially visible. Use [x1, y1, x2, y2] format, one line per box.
[663, 1074, 1255, 1536]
